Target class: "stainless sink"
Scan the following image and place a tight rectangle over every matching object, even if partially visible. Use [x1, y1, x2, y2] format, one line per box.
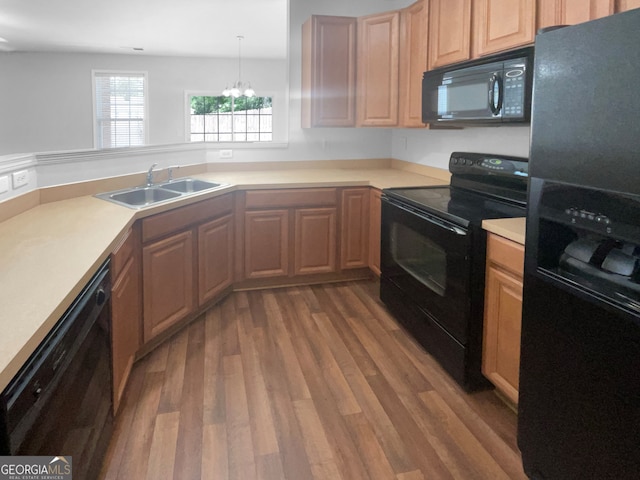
[106, 187, 182, 207]
[159, 178, 221, 193]
[95, 178, 227, 209]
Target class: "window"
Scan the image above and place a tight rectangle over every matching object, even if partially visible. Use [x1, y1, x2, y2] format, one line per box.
[188, 95, 272, 142]
[93, 71, 147, 149]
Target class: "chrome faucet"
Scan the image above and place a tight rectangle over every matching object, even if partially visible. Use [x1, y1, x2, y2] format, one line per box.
[146, 163, 158, 186]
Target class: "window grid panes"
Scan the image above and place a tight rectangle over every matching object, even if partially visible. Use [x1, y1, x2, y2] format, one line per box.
[94, 73, 146, 148]
[189, 95, 272, 143]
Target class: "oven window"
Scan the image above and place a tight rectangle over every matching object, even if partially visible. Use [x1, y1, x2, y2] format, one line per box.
[391, 222, 446, 296]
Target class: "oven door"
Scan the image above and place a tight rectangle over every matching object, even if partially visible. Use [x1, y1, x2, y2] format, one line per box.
[381, 196, 472, 343]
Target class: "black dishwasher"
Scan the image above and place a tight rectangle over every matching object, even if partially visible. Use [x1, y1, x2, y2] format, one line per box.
[0, 260, 114, 479]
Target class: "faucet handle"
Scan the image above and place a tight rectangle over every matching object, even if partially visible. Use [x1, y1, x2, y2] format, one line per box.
[167, 165, 180, 182]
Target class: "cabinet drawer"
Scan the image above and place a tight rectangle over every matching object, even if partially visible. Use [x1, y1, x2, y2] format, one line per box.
[244, 188, 337, 209]
[142, 194, 233, 243]
[487, 233, 524, 277]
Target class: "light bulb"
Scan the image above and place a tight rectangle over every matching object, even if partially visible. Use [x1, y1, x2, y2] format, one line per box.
[230, 87, 241, 98]
[222, 87, 231, 97]
[244, 87, 255, 97]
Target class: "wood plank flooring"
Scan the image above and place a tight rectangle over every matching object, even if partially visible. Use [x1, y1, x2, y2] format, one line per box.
[100, 280, 527, 480]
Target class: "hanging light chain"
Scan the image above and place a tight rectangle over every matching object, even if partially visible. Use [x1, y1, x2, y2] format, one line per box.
[237, 35, 243, 86]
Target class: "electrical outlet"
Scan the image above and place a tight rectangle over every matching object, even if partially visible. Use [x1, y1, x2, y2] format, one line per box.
[0, 176, 8, 193]
[219, 149, 233, 159]
[12, 170, 29, 188]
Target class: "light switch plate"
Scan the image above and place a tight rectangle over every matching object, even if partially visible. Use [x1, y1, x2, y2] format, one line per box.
[0, 175, 8, 193]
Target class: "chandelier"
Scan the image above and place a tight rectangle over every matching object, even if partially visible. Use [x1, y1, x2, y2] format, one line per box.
[222, 35, 255, 98]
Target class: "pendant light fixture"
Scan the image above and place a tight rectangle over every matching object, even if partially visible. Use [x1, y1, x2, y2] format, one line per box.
[222, 35, 255, 98]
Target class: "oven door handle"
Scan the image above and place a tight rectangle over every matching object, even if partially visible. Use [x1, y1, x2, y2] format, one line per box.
[386, 198, 468, 236]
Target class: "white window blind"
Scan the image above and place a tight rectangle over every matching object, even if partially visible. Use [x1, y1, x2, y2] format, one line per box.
[94, 72, 146, 148]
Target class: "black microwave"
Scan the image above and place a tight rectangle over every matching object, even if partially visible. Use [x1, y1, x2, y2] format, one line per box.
[422, 46, 534, 125]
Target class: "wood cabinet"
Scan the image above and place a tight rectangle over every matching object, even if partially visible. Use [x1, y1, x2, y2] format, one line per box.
[238, 187, 372, 285]
[474, 0, 536, 57]
[143, 230, 195, 341]
[294, 208, 337, 275]
[198, 214, 234, 305]
[428, 0, 472, 69]
[340, 188, 370, 269]
[141, 194, 234, 343]
[368, 188, 382, 276]
[244, 209, 290, 279]
[482, 233, 524, 405]
[399, 0, 429, 127]
[616, 0, 640, 11]
[301, 15, 357, 127]
[110, 226, 141, 414]
[240, 188, 338, 281]
[301, 0, 628, 129]
[357, 11, 400, 126]
[538, 0, 614, 28]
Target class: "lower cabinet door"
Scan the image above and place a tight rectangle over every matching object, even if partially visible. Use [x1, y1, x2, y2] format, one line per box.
[111, 255, 141, 413]
[482, 264, 523, 404]
[244, 209, 290, 279]
[340, 188, 370, 269]
[198, 214, 234, 305]
[143, 230, 194, 341]
[294, 207, 337, 275]
[369, 188, 382, 276]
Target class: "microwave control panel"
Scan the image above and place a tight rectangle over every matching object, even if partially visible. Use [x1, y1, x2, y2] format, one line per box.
[502, 58, 527, 118]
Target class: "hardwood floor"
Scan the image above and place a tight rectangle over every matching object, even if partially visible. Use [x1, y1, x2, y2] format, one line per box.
[100, 280, 527, 480]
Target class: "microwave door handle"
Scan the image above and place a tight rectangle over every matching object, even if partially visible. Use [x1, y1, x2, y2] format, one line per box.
[489, 73, 503, 115]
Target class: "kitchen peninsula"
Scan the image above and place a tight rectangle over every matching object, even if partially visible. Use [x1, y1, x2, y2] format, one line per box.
[0, 160, 452, 392]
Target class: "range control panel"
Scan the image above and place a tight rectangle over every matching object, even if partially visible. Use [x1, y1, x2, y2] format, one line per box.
[449, 152, 529, 178]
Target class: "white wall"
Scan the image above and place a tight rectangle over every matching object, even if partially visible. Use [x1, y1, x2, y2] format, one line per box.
[391, 126, 531, 170]
[0, 52, 288, 155]
[0, 0, 533, 194]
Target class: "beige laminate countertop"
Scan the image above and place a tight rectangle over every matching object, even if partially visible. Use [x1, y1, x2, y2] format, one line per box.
[0, 167, 447, 391]
[482, 217, 527, 245]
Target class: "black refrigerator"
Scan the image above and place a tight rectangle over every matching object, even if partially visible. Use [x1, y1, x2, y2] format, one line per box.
[518, 8, 640, 480]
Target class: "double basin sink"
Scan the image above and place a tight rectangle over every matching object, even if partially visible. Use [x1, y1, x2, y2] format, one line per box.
[96, 178, 227, 209]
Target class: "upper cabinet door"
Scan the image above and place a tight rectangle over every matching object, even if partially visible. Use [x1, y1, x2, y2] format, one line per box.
[474, 0, 536, 57]
[357, 11, 400, 127]
[428, 0, 472, 70]
[399, 0, 429, 127]
[538, 0, 614, 28]
[615, 0, 640, 11]
[301, 15, 357, 128]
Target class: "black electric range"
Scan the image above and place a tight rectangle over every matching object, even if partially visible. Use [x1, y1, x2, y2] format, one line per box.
[380, 152, 528, 390]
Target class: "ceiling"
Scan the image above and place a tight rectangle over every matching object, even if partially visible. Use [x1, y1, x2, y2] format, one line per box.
[0, 0, 288, 59]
